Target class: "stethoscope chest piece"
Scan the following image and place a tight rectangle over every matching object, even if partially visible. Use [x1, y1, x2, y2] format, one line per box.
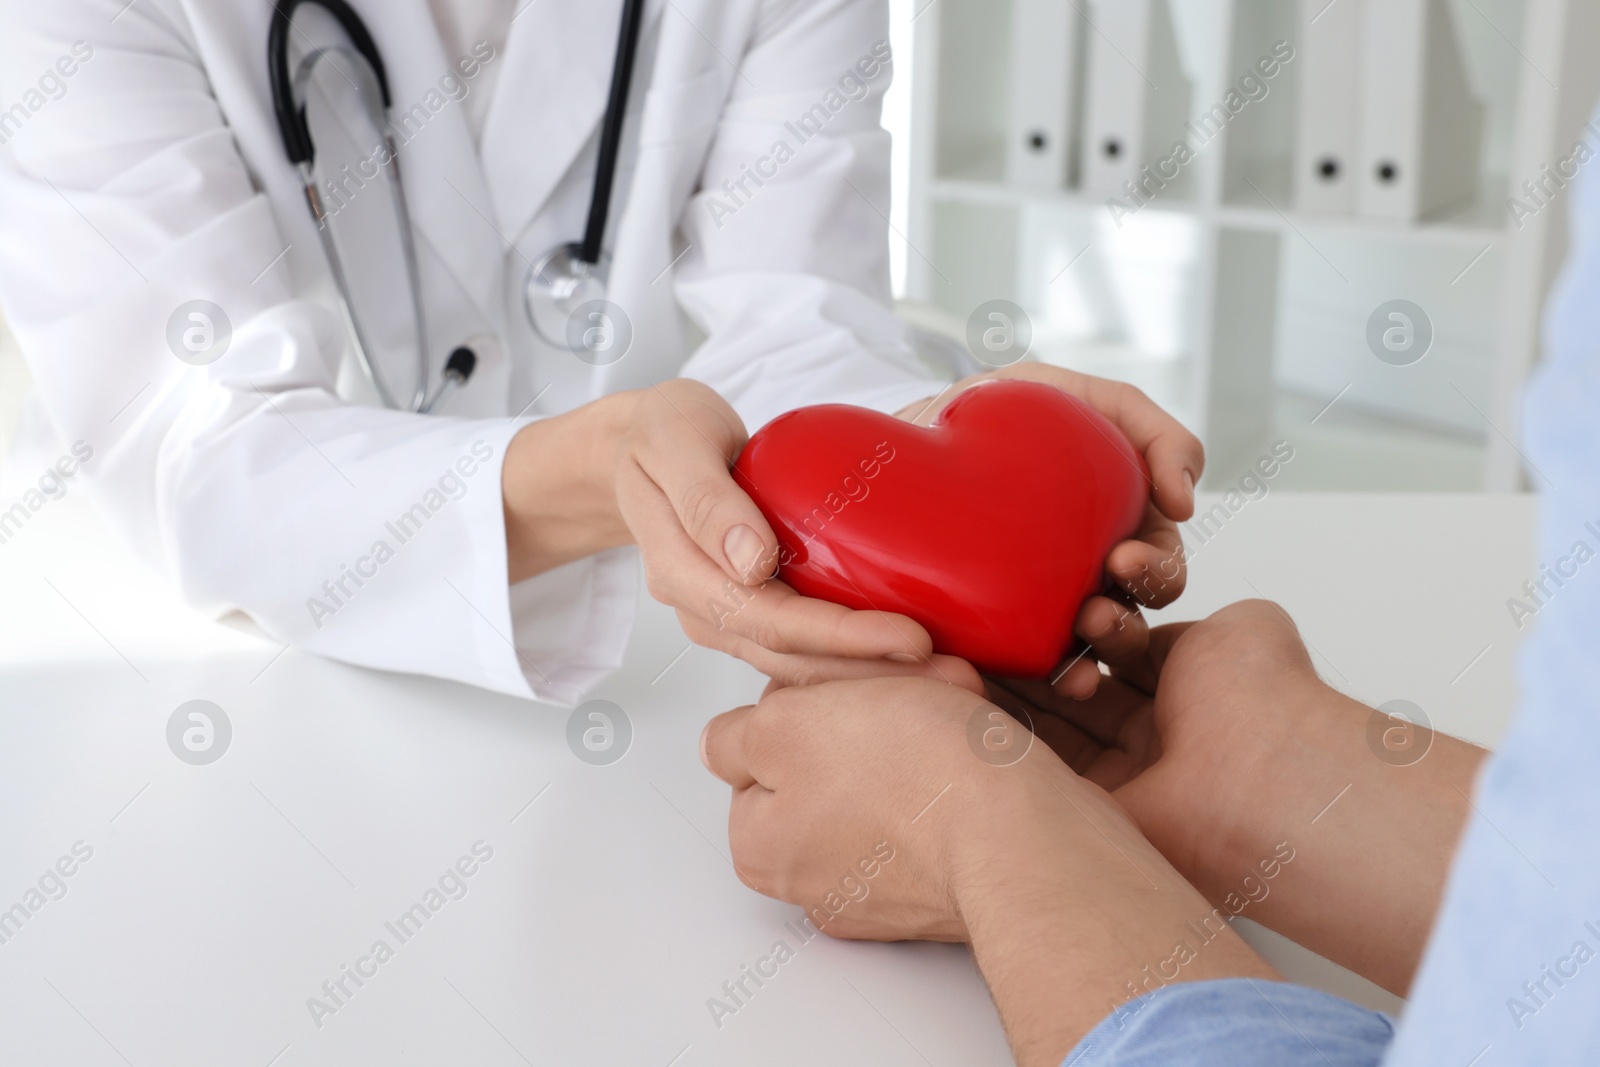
[521, 0, 647, 357]
[524, 242, 611, 349]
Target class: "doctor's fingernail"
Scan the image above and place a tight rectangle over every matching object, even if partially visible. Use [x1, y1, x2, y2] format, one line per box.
[724, 525, 765, 580]
[1183, 469, 1195, 500]
[885, 651, 920, 663]
[699, 723, 712, 771]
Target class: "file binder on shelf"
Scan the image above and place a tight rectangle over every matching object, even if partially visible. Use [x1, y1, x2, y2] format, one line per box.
[1356, 0, 1485, 221]
[1293, 0, 1363, 214]
[1080, 0, 1192, 200]
[1005, 0, 1087, 190]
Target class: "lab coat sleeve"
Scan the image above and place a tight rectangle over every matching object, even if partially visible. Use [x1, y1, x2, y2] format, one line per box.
[0, 1, 617, 705]
[673, 0, 945, 431]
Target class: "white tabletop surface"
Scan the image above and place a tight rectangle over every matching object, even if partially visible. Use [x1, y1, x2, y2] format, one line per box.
[0, 490, 1536, 1066]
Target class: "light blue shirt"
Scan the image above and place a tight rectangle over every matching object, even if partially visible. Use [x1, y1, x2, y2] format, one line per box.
[1066, 99, 1600, 1067]
[1067, 979, 1393, 1065]
[1384, 94, 1600, 1067]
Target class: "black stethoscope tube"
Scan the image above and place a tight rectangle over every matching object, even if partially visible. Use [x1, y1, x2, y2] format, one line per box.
[580, 0, 648, 266]
[268, 0, 393, 166]
[266, 0, 648, 392]
[271, 0, 645, 257]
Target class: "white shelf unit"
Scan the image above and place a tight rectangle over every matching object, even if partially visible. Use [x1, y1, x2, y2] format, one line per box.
[905, 0, 1600, 490]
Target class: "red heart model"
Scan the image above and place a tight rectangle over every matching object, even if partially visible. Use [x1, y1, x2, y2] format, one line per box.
[733, 379, 1149, 678]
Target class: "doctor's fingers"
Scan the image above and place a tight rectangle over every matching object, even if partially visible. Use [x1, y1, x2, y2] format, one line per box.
[993, 364, 1204, 522]
[620, 456, 938, 661]
[626, 499, 935, 661]
[679, 609, 963, 690]
[628, 382, 778, 587]
[673, 578, 938, 664]
[745, 645, 984, 697]
[618, 461, 792, 631]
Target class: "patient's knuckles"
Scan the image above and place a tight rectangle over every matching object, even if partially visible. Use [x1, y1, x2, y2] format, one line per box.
[731, 861, 772, 897]
[1173, 599, 1316, 687]
[1213, 598, 1299, 641]
[741, 702, 809, 768]
[727, 831, 781, 896]
[764, 868, 812, 906]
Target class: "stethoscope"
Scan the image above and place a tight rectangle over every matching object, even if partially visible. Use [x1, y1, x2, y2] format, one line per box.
[523, 0, 647, 350]
[268, 0, 645, 412]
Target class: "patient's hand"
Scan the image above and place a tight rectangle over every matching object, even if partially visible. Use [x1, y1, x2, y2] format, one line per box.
[985, 599, 1321, 886]
[899, 364, 1201, 697]
[701, 677, 987, 943]
[988, 598, 1488, 996]
[699, 675, 1277, 1065]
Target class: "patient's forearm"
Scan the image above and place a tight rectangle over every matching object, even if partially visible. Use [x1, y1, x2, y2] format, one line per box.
[1197, 683, 1487, 996]
[955, 768, 1279, 1067]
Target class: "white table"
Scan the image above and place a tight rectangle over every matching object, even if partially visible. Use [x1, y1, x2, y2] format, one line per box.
[0, 491, 1535, 1066]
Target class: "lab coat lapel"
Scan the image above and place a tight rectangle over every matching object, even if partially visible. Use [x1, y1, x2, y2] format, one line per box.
[359, 0, 505, 332]
[480, 0, 642, 244]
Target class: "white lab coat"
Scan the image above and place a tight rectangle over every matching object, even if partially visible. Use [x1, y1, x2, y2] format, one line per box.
[0, 0, 940, 702]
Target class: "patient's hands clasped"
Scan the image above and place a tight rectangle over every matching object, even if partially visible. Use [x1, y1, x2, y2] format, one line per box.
[701, 598, 1489, 1066]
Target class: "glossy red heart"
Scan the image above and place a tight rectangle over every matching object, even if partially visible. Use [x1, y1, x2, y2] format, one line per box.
[734, 379, 1149, 677]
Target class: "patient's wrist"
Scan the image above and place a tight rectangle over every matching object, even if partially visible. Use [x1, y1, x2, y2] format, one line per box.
[1184, 679, 1485, 995]
[1191, 679, 1354, 886]
[949, 762, 1279, 1067]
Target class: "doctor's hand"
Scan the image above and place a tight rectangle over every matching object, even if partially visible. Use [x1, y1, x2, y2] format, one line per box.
[899, 364, 1202, 698]
[985, 598, 1486, 996]
[700, 676, 1277, 1066]
[617, 382, 981, 690]
[502, 380, 979, 690]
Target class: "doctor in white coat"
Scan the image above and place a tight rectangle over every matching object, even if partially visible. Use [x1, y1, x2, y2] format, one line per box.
[0, 0, 1203, 703]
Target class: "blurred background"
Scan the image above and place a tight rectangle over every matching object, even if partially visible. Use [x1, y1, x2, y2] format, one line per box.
[4, 0, 1595, 494]
[878, 0, 1598, 491]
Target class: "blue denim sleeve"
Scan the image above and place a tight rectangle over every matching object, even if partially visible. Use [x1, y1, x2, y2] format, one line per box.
[1062, 978, 1396, 1067]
